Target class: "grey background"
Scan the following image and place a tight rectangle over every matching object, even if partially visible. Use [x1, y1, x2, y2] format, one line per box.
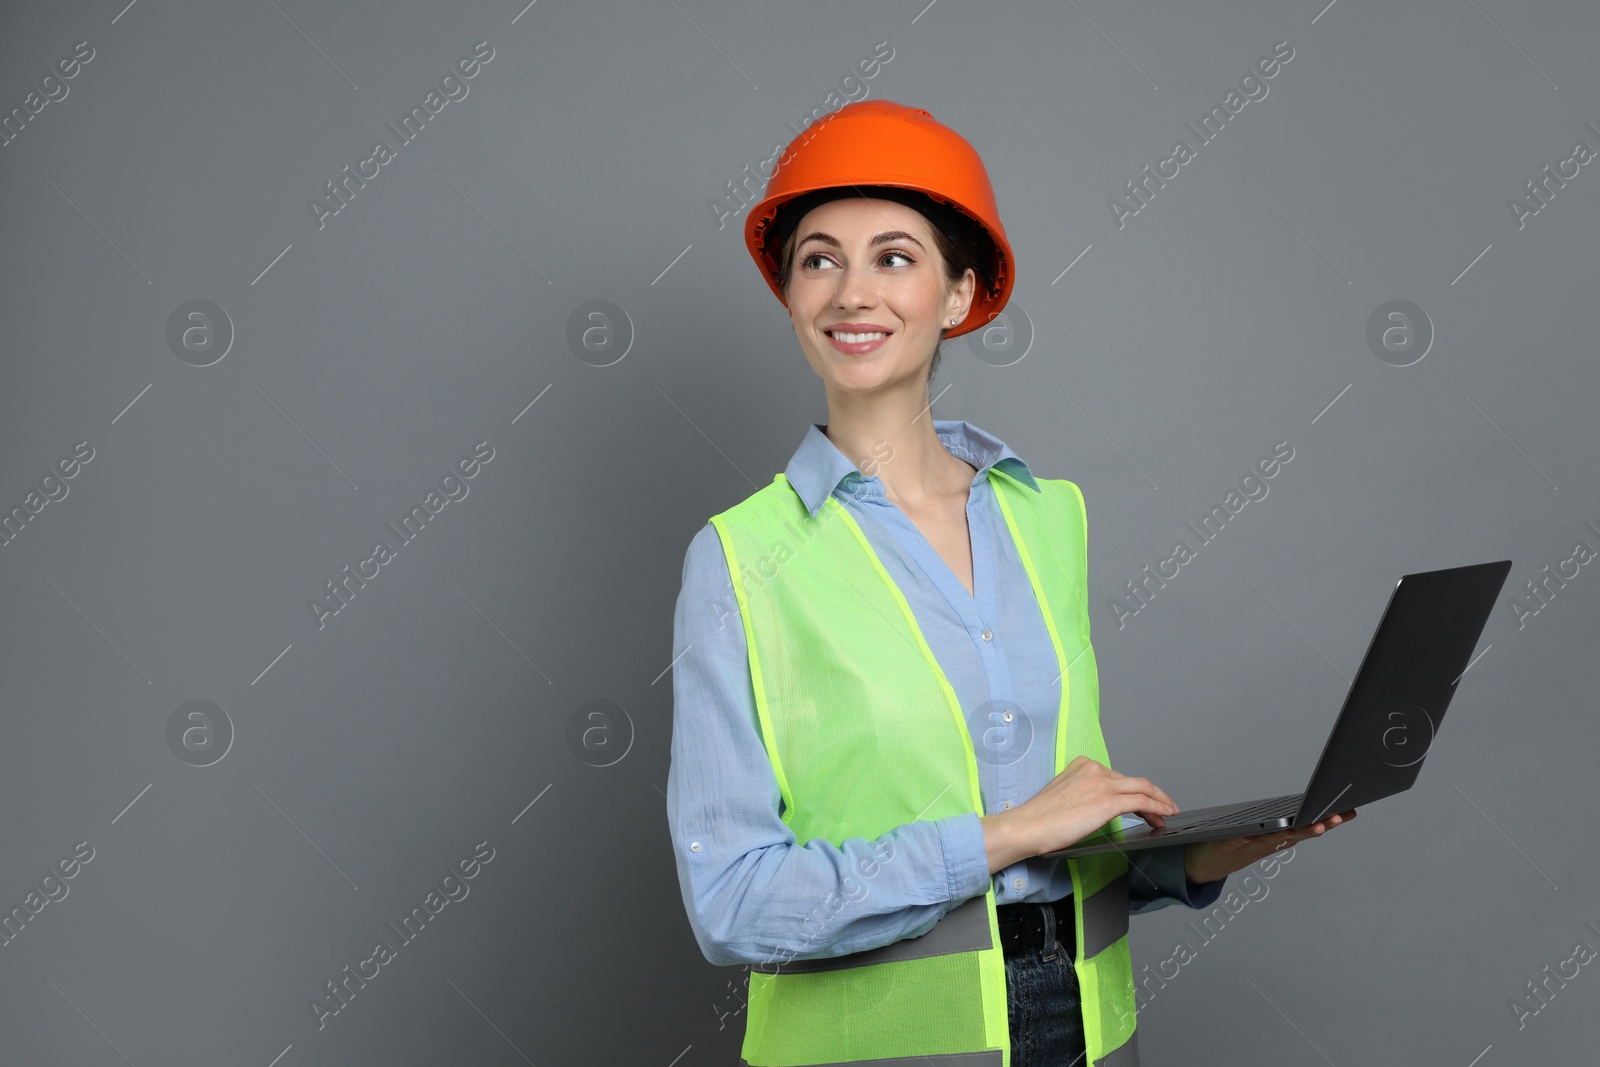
[1, 0, 1595, 1064]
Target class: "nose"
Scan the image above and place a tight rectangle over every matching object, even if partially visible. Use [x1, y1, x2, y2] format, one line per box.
[832, 258, 876, 311]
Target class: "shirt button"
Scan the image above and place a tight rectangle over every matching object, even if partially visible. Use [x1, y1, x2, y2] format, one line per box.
[1001, 710, 1013, 723]
[689, 841, 702, 853]
[1001, 800, 1013, 810]
[981, 629, 993, 641]
[1012, 877, 1025, 890]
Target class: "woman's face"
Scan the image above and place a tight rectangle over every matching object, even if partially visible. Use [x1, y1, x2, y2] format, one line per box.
[783, 197, 974, 396]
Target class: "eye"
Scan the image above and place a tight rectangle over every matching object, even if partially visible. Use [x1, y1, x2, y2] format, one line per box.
[798, 250, 916, 270]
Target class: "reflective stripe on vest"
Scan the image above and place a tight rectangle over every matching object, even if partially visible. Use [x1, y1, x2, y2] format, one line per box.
[752, 895, 994, 976]
[736, 1036, 1138, 1067]
[710, 467, 1139, 1067]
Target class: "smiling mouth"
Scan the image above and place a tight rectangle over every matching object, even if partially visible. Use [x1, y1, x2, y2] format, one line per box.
[826, 329, 889, 343]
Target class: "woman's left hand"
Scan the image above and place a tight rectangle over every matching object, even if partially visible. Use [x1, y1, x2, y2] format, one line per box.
[1183, 808, 1357, 885]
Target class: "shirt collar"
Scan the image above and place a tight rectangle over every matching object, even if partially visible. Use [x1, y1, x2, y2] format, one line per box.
[783, 418, 1041, 518]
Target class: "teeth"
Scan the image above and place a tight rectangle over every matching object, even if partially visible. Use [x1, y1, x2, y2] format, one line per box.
[831, 331, 886, 343]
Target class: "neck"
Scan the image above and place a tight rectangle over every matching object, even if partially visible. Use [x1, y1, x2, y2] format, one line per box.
[822, 386, 971, 509]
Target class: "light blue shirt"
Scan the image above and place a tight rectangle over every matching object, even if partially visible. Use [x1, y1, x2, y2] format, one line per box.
[667, 419, 1226, 967]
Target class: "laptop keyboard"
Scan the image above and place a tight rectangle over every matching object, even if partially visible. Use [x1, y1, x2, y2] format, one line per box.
[1164, 793, 1303, 833]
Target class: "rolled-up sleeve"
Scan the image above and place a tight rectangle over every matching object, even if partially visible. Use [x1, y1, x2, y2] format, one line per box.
[667, 523, 991, 968]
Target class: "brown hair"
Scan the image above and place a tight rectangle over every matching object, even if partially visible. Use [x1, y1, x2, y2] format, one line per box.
[772, 187, 992, 383]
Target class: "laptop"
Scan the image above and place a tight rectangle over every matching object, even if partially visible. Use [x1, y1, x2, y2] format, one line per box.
[1045, 559, 1512, 859]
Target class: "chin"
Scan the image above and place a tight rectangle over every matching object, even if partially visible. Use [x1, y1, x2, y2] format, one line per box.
[828, 367, 909, 393]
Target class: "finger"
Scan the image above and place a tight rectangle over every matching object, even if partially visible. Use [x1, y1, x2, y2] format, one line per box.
[1058, 782, 1171, 830]
[1313, 809, 1358, 833]
[1099, 782, 1178, 826]
[1127, 790, 1185, 829]
[1134, 795, 1174, 828]
[1110, 772, 1178, 814]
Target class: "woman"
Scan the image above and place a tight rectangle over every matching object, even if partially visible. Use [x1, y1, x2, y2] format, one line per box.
[667, 100, 1354, 1067]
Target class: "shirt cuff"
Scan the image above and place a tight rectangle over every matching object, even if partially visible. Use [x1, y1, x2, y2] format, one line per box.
[935, 811, 993, 902]
[1129, 844, 1228, 912]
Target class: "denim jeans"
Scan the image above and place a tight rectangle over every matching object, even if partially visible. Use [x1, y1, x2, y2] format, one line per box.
[1004, 902, 1088, 1067]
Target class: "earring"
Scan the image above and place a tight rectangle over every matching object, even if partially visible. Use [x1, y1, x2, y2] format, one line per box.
[950, 317, 958, 325]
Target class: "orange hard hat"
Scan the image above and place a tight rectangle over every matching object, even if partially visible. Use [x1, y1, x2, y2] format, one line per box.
[743, 100, 1014, 340]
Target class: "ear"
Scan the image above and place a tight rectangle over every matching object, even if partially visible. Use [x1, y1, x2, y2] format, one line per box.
[946, 268, 978, 327]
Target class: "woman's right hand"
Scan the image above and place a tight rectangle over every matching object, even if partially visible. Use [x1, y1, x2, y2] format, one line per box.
[980, 756, 1179, 874]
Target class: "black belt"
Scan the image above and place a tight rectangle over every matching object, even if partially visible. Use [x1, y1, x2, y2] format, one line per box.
[995, 898, 1074, 959]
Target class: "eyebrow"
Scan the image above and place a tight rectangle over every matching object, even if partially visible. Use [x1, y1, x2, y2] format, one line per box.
[795, 230, 926, 252]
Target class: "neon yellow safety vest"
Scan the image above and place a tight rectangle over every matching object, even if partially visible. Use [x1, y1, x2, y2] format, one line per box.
[708, 465, 1139, 1067]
